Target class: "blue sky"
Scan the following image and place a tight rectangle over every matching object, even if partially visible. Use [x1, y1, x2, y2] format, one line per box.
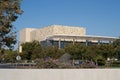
[14, 0, 120, 38]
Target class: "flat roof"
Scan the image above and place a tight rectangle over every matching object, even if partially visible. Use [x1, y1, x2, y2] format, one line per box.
[47, 34, 118, 41]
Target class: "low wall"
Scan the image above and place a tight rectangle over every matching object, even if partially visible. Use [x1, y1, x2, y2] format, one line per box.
[0, 69, 120, 80]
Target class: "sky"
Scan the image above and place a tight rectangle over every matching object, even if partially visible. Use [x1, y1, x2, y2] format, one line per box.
[14, 0, 120, 40]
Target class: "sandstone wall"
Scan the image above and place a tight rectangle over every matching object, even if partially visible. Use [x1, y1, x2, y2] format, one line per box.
[30, 25, 86, 42]
[20, 28, 36, 43]
[53, 25, 86, 36]
[20, 25, 86, 42]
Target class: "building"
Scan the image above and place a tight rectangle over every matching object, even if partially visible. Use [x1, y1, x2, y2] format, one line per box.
[19, 25, 118, 48]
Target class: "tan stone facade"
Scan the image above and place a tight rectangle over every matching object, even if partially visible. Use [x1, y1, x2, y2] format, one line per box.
[20, 25, 86, 43]
[19, 28, 36, 43]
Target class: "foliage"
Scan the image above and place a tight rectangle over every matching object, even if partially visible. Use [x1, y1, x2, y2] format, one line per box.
[36, 59, 59, 68]
[3, 38, 120, 68]
[1, 50, 17, 62]
[113, 39, 120, 60]
[65, 43, 86, 59]
[21, 41, 65, 60]
[0, 0, 23, 49]
[42, 46, 65, 59]
[35, 58, 72, 68]
[96, 55, 105, 66]
[97, 59, 105, 66]
[81, 61, 97, 68]
[98, 44, 115, 59]
[85, 45, 99, 61]
[110, 61, 120, 67]
[21, 41, 42, 60]
[113, 39, 120, 47]
[114, 46, 120, 60]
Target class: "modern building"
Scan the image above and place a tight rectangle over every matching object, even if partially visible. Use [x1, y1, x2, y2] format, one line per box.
[19, 25, 118, 48]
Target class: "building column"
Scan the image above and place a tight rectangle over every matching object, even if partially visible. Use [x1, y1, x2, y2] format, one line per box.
[63, 39, 65, 48]
[86, 40, 88, 46]
[58, 39, 61, 49]
[98, 40, 101, 45]
[109, 41, 112, 44]
[19, 45, 22, 53]
[46, 39, 50, 46]
[73, 38, 75, 45]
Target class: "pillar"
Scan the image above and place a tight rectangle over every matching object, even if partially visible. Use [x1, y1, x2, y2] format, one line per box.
[63, 39, 65, 48]
[98, 40, 101, 45]
[73, 38, 75, 45]
[58, 39, 61, 49]
[19, 45, 22, 53]
[46, 39, 50, 46]
[109, 41, 112, 44]
[86, 40, 88, 46]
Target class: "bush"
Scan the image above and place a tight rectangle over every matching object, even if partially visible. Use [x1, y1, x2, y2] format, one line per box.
[36, 59, 59, 68]
[81, 61, 97, 68]
[35, 58, 72, 68]
[96, 55, 106, 66]
[110, 61, 120, 67]
[97, 59, 105, 66]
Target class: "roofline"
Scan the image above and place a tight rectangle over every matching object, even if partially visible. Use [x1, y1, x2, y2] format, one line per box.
[47, 34, 118, 41]
[50, 34, 118, 39]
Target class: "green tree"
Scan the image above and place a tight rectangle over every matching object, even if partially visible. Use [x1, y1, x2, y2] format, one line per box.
[3, 50, 17, 62]
[65, 43, 86, 60]
[0, 0, 23, 49]
[32, 45, 43, 59]
[98, 44, 114, 59]
[95, 55, 105, 66]
[114, 46, 120, 60]
[113, 39, 120, 60]
[21, 41, 42, 60]
[42, 46, 65, 59]
[113, 39, 120, 47]
[84, 45, 98, 61]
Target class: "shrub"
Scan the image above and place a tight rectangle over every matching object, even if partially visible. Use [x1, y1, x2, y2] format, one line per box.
[97, 59, 105, 66]
[36, 59, 59, 68]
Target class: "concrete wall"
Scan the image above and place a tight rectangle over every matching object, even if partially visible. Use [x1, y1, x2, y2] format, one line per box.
[19, 28, 26, 43]
[20, 25, 86, 43]
[20, 28, 36, 43]
[30, 25, 86, 42]
[0, 69, 120, 80]
[53, 25, 86, 36]
[31, 26, 54, 41]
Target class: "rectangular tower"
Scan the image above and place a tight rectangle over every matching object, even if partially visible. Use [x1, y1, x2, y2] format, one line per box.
[19, 28, 36, 43]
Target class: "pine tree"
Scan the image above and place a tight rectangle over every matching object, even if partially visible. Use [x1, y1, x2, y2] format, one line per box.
[0, 0, 23, 49]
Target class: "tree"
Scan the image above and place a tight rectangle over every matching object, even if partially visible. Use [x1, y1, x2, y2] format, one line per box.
[98, 44, 115, 59]
[113, 39, 120, 60]
[21, 41, 42, 60]
[65, 43, 86, 60]
[114, 46, 120, 60]
[85, 45, 98, 61]
[42, 46, 65, 59]
[0, 0, 23, 50]
[113, 39, 120, 47]
[95, 55, 105, 66]
[3, 50, 17, 62]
